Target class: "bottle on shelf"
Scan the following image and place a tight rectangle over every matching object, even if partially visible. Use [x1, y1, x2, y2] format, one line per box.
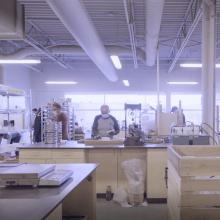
[106, 185, 112, 201]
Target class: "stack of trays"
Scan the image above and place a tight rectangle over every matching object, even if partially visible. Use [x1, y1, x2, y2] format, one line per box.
[44, 120, 61, 144]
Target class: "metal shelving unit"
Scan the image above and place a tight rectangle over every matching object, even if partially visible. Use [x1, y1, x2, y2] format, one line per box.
[0, 85, 26, 130]
[61, 99, 74, 140]
[41, 99, 74, 143]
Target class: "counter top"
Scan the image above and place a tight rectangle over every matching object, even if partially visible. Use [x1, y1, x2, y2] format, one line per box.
[0, 163, 98, 220]
[18, 141, 169, 149]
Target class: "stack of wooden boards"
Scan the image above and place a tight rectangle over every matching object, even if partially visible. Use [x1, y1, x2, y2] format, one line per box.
[168, 145, 220, 220]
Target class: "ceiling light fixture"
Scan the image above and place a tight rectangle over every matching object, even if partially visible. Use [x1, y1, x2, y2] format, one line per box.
[180, 63, 220, 68]
[110, 55, 122, 69]
[167, 81, 198, 85]
[0, 59, 41, 64]
[45, 81, 78, 85]
[123, 80, 130, 87]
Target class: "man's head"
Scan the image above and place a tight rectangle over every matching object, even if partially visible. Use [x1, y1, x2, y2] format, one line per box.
[100, 105, 110, 115]
[171, 106, 178, 113]
[32, 108, 38, 115]
[52, 102, 62, 113]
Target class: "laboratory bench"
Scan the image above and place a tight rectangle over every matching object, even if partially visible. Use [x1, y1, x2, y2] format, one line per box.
[18, 141, 169, 202]
[0, 163, 97, 220]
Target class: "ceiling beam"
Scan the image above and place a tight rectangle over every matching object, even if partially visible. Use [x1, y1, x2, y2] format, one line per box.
[25, 21, 74, 70]
[168, 0, 203, 73]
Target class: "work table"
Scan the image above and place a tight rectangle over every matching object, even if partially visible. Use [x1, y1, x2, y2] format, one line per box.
[0, 163, 97, 220]
[18, 141, 169, 149]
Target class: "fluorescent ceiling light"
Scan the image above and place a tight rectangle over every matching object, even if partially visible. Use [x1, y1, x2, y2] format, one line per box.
[167, 81, 198, 85]
[0, 59, 41, 64]
[123, 80, 130, 87]
[110, 55, 122, 69]
[180, 63, 220, 68]
[45, 81, 78, 85]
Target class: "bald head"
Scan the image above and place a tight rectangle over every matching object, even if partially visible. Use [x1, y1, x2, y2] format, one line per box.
[100, 105, 110, 114]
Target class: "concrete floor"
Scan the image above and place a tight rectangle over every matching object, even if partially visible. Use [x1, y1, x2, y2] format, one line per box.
[97, 199, 168, 220]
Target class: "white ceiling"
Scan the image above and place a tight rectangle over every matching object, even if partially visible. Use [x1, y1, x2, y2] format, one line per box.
[2, 0, 219, 63]
[0, 0, 220, 91]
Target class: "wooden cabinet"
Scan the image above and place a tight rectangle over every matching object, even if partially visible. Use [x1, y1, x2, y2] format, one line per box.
[147, 148, 167, 199]
[19, 149, 86, 164]
[117, 148, 147, 189]
[19, 149, 52, 159]
[51, 149, 86, 163]
[19, 146, 168, 200]
[88, 149, 118, 193]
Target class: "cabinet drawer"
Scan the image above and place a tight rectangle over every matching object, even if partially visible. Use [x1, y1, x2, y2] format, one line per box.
[52, 158, 86, 163]
[19, 158, 48, 163]
[52, 149, 85, 159]
[19, 149, 52, 159]
[88, 149, 117, 158]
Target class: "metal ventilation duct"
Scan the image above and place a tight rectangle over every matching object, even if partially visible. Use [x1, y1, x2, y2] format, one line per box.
[0, 0, 24, 40]
[46, 0, 118, 82]
[0, 45, 145, 62]
[145, 0, 165, 66]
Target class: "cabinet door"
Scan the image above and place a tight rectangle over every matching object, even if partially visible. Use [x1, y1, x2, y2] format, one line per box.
[118, 149, 147, 190]
[88, 149, 117, 193]
[147, 148, 167, 198]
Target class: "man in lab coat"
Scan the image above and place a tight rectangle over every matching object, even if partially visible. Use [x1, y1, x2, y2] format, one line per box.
[92, 105, 120, 139]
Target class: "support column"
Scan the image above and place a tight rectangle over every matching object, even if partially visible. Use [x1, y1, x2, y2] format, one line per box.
[166, 91, 171, 113]
[201, 0, 216, 141]
[156, 48, 160, 135]
[0, 65, 5, 84]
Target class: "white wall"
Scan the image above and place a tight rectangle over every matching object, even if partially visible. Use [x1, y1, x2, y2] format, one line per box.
[3, 65, 31, 93]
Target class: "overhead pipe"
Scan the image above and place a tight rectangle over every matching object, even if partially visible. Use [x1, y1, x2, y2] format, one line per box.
[123, 0, 138, 68]
[0, 45, 145, 62]
[145, 0, 165, 66]
[45, 0, 118, 82]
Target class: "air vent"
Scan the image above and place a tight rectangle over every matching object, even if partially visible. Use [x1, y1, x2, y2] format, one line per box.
[0, 0, 24, 40]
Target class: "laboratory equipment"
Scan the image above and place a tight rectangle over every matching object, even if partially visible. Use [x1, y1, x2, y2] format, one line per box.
[124, 104, 145, 146]
[171, 124, 210, 145]
[0, 164, 73, 187]
[124, 104, 142, 137]
[39, 169, 73, 186]
[0, 164, 55, 186]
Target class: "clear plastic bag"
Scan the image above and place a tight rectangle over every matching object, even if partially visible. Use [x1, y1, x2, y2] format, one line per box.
[113, 188, 132, 208]
[121, 159, 147, 206]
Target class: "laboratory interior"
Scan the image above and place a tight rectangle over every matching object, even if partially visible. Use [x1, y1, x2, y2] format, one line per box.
[0, 0, 220, 220]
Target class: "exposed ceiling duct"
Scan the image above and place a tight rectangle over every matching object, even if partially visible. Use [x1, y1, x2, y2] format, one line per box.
[0, 0, 24, 40]
[45, 0, 118, 82]
[145, 0, 165, 66]
[0, 45, 145, 62]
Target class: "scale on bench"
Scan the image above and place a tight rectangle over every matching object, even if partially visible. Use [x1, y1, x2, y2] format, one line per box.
[0, 164, 73, 187]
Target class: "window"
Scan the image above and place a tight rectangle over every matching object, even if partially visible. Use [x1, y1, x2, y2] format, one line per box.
[65, 93, 166, 136]
[171, 94, 202, 124]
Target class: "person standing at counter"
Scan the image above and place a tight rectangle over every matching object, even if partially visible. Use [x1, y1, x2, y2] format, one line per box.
[171, 106, 186, 125]
[52, 102, 69, 140]
[92, 104, 120, 139]
[32, 108, 41, 143]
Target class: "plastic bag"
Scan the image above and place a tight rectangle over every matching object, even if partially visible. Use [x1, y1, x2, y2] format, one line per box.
[121, 158, 146, 185]
[121, 158, 147, 206]
[113, 188, 132, 208]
